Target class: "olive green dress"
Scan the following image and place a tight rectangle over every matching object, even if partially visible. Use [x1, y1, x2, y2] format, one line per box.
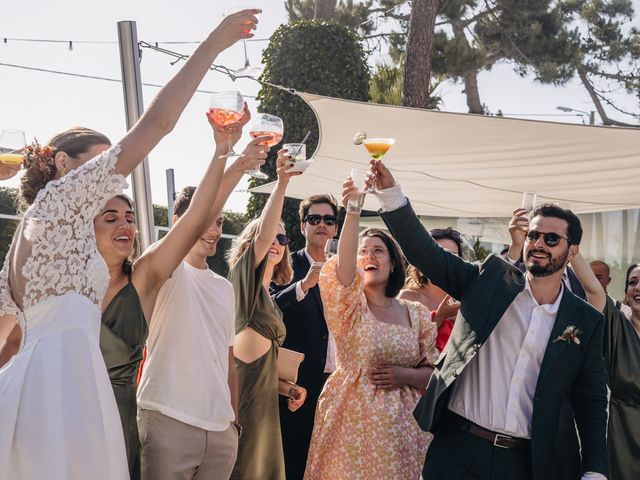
[228, 240, 287, 480]
[99, 274, 148, 480]
[603, 297, 640, 480]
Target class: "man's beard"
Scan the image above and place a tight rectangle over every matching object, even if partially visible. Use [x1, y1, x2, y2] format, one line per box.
[526, 248, 569, 277]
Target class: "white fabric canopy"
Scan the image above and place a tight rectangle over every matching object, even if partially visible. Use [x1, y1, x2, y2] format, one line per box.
[250, 93, 640, 217]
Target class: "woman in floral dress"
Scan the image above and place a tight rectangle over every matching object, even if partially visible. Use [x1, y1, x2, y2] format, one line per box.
[304, 177, 439, 480]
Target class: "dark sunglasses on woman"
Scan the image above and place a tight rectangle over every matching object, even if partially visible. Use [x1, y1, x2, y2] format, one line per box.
[275, 233, 290, 246]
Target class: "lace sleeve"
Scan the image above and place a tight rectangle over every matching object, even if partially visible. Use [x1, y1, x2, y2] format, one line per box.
[0, 260, 19, 316]
[26, 145, 127, 231]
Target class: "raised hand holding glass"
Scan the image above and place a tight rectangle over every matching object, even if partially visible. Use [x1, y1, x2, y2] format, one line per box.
[207, 92, 245, 158]
[248, 113, 284, 179]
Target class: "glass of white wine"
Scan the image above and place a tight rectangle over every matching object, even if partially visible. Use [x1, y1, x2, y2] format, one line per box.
[0, 129, 26, 165]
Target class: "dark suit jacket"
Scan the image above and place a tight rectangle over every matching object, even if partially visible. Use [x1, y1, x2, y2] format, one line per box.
[270, 250, 329, 480]
[271, 250, 330, 399]
[380, 201, 608, 480]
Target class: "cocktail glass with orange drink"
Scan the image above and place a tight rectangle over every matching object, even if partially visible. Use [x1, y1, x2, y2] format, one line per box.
[207, 91, 246, 158]
[0, 129, 26, 166]
[248, 113, 284, 180]
[362, 137, 395, 192]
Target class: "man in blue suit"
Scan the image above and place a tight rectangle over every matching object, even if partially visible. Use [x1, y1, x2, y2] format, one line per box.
[271, 194, 339, 480]
[371, 161, 608, 480]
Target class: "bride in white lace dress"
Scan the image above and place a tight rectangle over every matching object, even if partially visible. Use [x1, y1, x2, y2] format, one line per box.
[0, 10, 260, 479]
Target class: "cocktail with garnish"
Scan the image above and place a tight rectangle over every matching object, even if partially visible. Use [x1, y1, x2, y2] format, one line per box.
[355, 134, 395, 192]
[207, 91, 246, 158]
[363, 138, 395, 160]
[248, 113, 284, 179]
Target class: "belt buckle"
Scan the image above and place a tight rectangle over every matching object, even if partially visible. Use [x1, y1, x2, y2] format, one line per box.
[493, 433, 512, 449]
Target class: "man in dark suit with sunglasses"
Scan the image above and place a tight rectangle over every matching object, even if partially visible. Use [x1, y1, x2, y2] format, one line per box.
[271, 194, 339, 480]
[370, 161, 608, 480]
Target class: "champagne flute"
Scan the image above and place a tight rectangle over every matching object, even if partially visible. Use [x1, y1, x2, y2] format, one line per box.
[207, 92, 245, 158]
[248, 113, 284, 179]
[362, 137, 395, 192]
[222, 6, 262, 77]
[347, 168, 368, 214]
[0, 129, 26, 165]
[324, 239, 339, 260]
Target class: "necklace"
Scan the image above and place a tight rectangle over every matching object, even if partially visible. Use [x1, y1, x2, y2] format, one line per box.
[368, 299, 393, 308]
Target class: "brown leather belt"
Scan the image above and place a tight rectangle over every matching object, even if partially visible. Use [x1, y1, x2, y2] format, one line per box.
[450, 413, 530, 449]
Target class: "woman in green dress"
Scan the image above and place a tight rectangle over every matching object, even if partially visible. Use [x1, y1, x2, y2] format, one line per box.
[94, 112, 265, 479]
[228, 150, 307, 480]
[603, 263, 640, 480]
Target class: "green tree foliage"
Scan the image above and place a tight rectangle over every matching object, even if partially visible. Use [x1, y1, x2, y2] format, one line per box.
[0, 187, 20, 263]
[370, 61, 443, 108]
[246, 21, 370, 252]
[285, 0, 375, 32]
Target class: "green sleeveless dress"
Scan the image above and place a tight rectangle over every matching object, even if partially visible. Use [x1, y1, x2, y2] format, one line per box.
[228, 240, 287, 480]
[100, 275, 148, 480]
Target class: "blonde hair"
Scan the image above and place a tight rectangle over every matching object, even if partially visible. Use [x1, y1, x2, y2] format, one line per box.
[227, 218, 293, 285]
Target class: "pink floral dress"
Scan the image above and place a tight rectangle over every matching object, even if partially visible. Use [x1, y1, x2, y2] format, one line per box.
[304, 257, 439, 480]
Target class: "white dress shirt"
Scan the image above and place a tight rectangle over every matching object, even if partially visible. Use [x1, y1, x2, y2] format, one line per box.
[448, 277, 561, 439]
[294, 248, 336, 373]
[375, 184, 606, 480]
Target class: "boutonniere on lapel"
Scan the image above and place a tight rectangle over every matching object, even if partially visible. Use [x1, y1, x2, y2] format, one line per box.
[553, 326, 582, 345]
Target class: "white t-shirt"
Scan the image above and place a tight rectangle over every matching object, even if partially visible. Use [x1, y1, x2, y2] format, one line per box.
[137, 261, 235, 431]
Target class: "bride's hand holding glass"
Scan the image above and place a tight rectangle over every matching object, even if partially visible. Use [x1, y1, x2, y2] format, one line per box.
[276, 148, 303, 182]
[211, 8, 261, 50]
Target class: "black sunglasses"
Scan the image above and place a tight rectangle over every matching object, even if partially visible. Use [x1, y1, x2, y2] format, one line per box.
[525, 230, 569, 247]
[275, 233, 290, 246]
[304, 214, 338, 226]
[430, 227, 462, 241]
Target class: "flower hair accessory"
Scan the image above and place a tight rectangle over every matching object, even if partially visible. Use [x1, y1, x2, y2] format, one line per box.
[553, 325, 582, 345]
[22, 141, 57, 177]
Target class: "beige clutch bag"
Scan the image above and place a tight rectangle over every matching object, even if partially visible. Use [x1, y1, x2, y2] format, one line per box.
[277, 347, 305, 384]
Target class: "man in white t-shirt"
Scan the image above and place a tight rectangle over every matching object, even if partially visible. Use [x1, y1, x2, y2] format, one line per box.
[137, 134, 269, 480]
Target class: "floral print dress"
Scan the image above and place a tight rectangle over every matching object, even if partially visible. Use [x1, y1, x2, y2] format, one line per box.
[304, 256, 439, 480]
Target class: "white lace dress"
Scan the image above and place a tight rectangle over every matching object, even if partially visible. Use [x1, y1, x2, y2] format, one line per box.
[0, 146, 129, 479]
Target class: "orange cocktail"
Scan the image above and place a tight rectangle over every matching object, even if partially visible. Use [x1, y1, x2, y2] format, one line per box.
[363, 138, 395, 160]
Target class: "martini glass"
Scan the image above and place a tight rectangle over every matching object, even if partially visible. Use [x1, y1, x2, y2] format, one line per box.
[207, 91, 245, 158]
[248, 113, 284, 179]
[223, 6, 262, 78]
[0, 129, 26, 165]
[363, 137, 395, 192]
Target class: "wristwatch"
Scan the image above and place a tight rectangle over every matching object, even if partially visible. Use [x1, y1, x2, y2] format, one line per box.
[233, 422, 243, 439]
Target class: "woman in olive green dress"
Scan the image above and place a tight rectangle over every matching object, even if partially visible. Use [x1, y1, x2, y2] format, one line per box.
[603, 264, 640, 480]
[94, 112, 263, 479]
[228, 150, 307, 480]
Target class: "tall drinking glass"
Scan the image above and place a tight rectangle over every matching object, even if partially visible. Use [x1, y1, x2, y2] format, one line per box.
[222, 6, 262, 77]
[363, 137, 395, 192]
[324, 239, 339, 260]
[0, 129, 26, 165]
[248, 113, 284, 179]
[207, 91, 245, 158]
[347, 168, 368, 214]
[521, 191, 537, 212]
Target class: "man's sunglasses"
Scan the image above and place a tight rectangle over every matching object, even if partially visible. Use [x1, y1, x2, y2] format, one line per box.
[304, 214, 338, 226]
[275, 233, 290, 246]
[525, 230, 569, 247]
[430, 227, 462, 241]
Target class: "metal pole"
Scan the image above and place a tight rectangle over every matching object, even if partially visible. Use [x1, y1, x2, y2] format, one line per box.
[589, 111, 595, 125]
[117, 20, 156, 250]
[166, 168, 175, 226]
